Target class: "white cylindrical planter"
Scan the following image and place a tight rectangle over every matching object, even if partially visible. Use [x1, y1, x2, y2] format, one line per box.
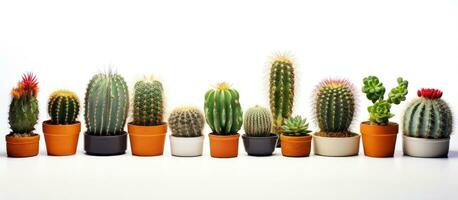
[403, 135, 450, 158]
[313, 134, 360, 156]
[170, 135, 204, 157]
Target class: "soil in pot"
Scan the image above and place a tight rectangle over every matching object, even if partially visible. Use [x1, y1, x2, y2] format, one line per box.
[209, 133, 240, 158]
[128, 123, 167, 156]
[280, 134, 312, 157]
[242, 134, 278, 156]
[313, 131, 360, 157]
[84, 132, 127, 156]
[403, 135, 450, 158]
[170, 135, 204, 157]
[361, 122, 398, 157]
[43, 121, 81, 156]
[6, 133, 40, 157]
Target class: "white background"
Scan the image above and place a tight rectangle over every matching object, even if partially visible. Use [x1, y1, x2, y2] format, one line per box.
[1, 0, 458, 199]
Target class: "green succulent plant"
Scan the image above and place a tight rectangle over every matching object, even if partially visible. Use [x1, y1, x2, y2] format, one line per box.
[281, 116, 311, 136]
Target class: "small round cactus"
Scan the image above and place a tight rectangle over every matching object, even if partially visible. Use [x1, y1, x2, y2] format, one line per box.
[403, 88, 453, 139]
[132, 78, 164, 126]
[168, 106, 205, 137]
[243, 105, 272, 137]
[48, 90, 80, 125]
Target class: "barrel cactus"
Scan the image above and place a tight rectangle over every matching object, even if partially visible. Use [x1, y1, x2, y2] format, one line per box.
[313, 79, 356, 137]
[132, 78, 164, 126]
[84, 72, 129, 136]
[9, 73, 39, 135]
[169, 106, 205, 137]
[243, 106, 272, 137]
[204, 82, 243, 135]
[281, 116, 311, 136]
[48, 90, 80, 125]
[402, 88, 453, 139]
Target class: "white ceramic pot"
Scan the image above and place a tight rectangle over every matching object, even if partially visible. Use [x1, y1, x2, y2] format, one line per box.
[403, 135, 450, 158]
[170, 135, 204, 157]
[313, 134, 360, 156]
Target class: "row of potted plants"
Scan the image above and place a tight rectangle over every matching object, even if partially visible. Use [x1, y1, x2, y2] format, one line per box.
[5, 57, 453, 159]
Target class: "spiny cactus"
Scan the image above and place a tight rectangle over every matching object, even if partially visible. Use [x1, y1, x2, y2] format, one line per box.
[403, 89, 453, 139]
[84, 72, 129, 136]
[204, 82, 243, 135]
[168, 106, 205, 137]
[9, 73, 39, 135]
[314, 79, 356, 135]
[48, 90, 80, 125]
[269, 55, 295, 132]
[132, 78, 164, 126]
[244, 105, 272, 137]
[281, 116, 311, 136]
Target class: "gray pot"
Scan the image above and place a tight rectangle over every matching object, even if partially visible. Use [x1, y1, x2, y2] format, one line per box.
[242, 134, 278, 156]
[84, 132, 127, 156]
[403, 135, 450, 158]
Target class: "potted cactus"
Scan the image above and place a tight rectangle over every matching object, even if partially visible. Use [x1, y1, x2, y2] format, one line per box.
[205, 82, 243, 158]
[6, 73, 40, 157]
[168, 106, 205, 157]
[312, 79, 360, 157]
[128, 78, 167, 156]
[84, 72, 129, 156]
[402, 88, 453, 158]
[361, 76, 409, 157]
[280, 116, 312, 157]
[242, 105, 278, 156]
[269, 55, 295, 147]
[43, 90, 81, 156]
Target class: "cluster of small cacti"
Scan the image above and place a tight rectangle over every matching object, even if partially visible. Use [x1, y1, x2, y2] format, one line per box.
[281, 116, 311, 136]
[243, 106, 272, 137]
[48, 90, 80, 125]
[84, 72, 129, 136]
[402, 89, 453, 139]
[132, 77, 164, 126]
[8, 73, 39, 135]
[168, 106, 205, 137]
[204, 82, 243, 135]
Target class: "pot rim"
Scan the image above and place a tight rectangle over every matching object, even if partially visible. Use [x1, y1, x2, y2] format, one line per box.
[403, 135, 450, 143]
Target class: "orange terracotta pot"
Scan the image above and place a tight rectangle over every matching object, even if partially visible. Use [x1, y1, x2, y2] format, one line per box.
[361, 122, 398, 157]
[43, 121, 81, 156]
[128, 123, 167, 156]
[6, 134, 40, 157]
[280, 134, 312, 157]
[208, 133, 240, 158]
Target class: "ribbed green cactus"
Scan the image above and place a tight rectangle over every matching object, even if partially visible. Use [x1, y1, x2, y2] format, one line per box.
[84, 72, 129, 136]
[9, 73, 39, 135]
[204, 82, 243, 135]
[168, 106, 205, 137]
[243, 105, 272, 137]
[269, 56, 295, 132]
[132, 78, 164, 126]
[48, 90, 80, 125]
[403, 89, 453, 139]
[314, 79, 356, 135]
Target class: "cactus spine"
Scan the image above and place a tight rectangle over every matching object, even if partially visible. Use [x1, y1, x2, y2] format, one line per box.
[204, 82, 243, 135]
[9, 73, 39, 135]
[403, 89, 453, 139]
[243, 106, 272, 137]
[84, 72, 129, 136]
[48, 90, 80, 125]
[314, 79, 356, 136]
[169, 106, 205, 137]
[132, 78, 164, 126]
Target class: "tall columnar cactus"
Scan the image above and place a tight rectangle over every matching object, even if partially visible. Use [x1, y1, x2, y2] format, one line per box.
[403, 89, 453, 139]
[204, 82, 243, 135]
[269, 55, 295, 132]
[48, 90, 80, 125]
[84, 72, 129, 136]
[314, 79, 356, 135]
[168, 106, 205, 137]
[9, 73, 39, 135]
[243, 105, 272, 137]
[132, 78, 164, 126]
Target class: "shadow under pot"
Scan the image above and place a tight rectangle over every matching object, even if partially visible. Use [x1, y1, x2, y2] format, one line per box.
[5, 134, 40, 157]
[242, 134, 278, 156]
[170, 135, 204, 157]
[361, 122, 398, 157]
[43, 121, 81, 156]
[84, 132, 127, 156]
[128, 123, 167, 156]
[403, 135, 450, 158]
[313, 134, 360, 157]
[208, 133, 240, 158]
[280, 134, 312, 157]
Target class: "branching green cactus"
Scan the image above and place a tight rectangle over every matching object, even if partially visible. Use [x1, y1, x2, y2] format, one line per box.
[243, 106, 272, 137]
[204, 82, 243, 135]
[84, 72, 129, 136]
[48, 90, 80, 125]
[362, 76, 409, 125]
[132, 78, 164, 126]
[281, 116, 311, 136]
[168, 106, 204, 137]
[9, 73, 39, 135]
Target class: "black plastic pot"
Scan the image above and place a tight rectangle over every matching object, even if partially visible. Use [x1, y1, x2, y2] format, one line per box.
[242, 134, 278, 156]
[84, 132, 127, 156]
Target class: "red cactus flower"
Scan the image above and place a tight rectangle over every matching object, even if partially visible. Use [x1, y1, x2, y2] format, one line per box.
[11, 73, 39, 99]
[417, 88, 442, 99]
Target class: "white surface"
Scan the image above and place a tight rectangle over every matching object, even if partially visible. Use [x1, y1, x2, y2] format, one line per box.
[1, 0, 458, 199]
